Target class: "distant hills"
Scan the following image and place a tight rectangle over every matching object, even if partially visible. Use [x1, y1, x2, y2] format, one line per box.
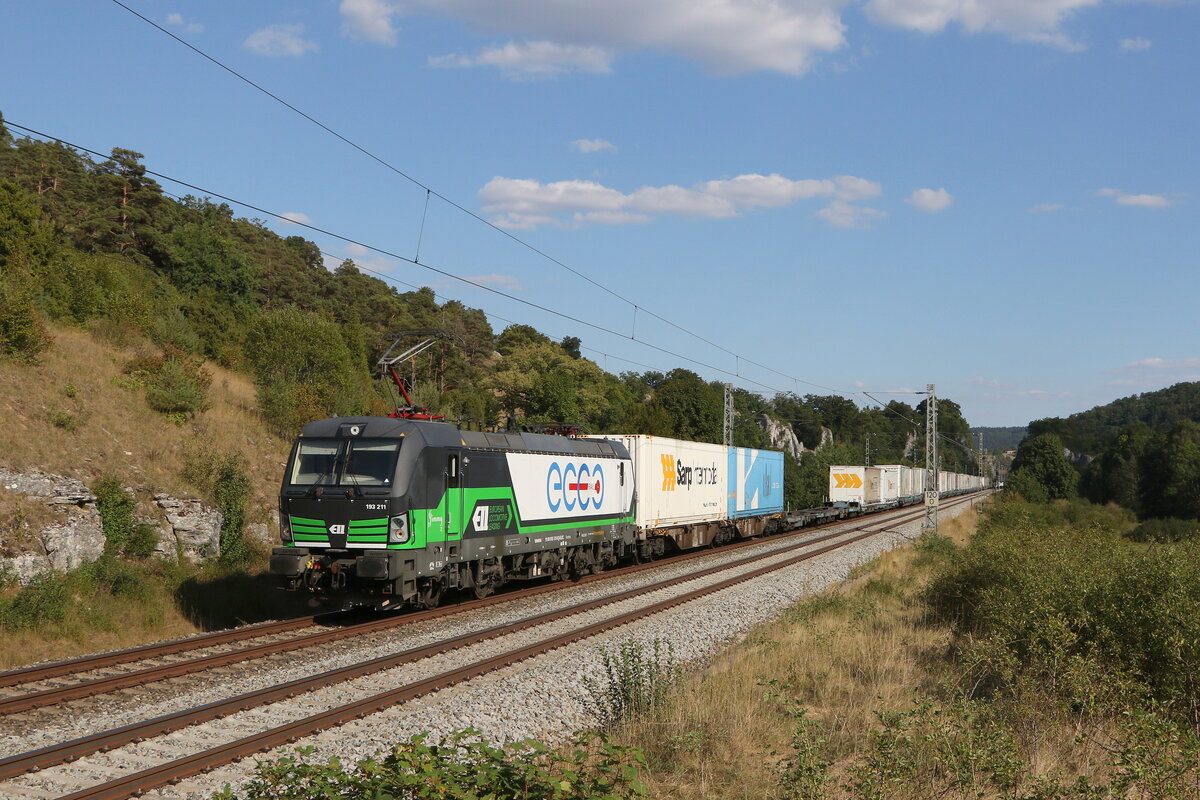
[970, 427, 1027, 453]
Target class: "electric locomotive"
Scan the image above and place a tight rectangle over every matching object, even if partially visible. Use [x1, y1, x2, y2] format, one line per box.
[269, 416, 637, 610]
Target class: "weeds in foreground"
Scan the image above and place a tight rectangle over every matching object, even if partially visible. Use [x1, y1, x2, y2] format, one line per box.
[214, 730, 647, 800]
[582, 639, 681, 729]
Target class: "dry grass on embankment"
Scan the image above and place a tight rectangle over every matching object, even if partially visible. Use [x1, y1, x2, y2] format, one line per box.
[612, 513, 977, 800]
[0, 323, 290, 509]
[613, 505, 1130, 799]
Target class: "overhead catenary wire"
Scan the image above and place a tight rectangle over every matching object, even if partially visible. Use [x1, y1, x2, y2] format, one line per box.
[106, 0, 856, 399]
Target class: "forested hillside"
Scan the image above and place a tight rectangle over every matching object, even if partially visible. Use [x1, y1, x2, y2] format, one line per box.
[1027, 382, 1200, 455]
[1006, 384, 1200, 521]
[0, 115, 983, 512]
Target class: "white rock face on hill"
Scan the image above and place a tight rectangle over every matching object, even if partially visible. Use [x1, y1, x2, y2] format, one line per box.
[0, 467, 222, 582]
[151, 494, 222, 563]
[758, 414, 805, 461]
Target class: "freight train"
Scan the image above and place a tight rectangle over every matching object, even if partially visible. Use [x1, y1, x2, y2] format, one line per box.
[828, 464, 986, 510]
[268, 415, 985, 611]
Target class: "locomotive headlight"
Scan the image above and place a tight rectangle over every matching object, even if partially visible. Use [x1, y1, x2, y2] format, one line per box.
[280, 519, 293, 543]
[388, 514, 410, 544]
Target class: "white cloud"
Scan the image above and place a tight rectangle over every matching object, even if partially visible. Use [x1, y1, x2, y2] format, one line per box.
[572, 138, 617, 154]
[1124, 357, 1200, 372]
[628, 184, 739, 218]
[243, 24, 318, 57]
[398, 0, 851, 76]
[1109, 356, 1200, 386]
[815, 199, 888, 229]
[165, 12, 204, 34]
[574, 210, 652, 225]
[430, 41, 612, 79]
[340, 0, 401, 45]
[278, 212, 312, 226]
[1029, 203, 1064, 213]
[478, 172, 886, 229]
[906, 187, 954, 213]
[864, 0, 1096, 50]
[1119, 36, 1151, 52]
[831, 175, 884, 201]
[1097, 187, 1172, 208]
[969, 376, 1006, 388]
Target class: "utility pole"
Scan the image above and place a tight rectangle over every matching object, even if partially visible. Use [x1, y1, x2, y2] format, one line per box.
[923, 383, 938, 532]
[977, 431, 985, 481]
[723, 383, 734, 448]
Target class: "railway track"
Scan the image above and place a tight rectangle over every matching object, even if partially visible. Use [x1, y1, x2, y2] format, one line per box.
[0, 497, 967, 710]
[0, 493, 987, 800]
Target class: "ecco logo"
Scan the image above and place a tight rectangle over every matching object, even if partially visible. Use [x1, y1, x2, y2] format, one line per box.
[546, 462, 604, 512]
[328, 524, 346, 536]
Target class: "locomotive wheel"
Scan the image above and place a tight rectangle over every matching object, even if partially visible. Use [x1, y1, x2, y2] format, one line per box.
[416, 579, 443, 609]
[473, 580, 494, 599]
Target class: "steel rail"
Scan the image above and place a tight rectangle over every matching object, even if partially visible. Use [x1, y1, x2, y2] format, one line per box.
[1, 497, 983, 788]
[55, 499, 978, 800]
[0, 615, 329, 689]
[0, 498, 956, 713]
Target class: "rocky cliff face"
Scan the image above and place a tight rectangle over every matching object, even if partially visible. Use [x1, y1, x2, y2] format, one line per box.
[756, 415, 836, 461]
[758, 414, 804, 461]
[0, 467, 224, 583]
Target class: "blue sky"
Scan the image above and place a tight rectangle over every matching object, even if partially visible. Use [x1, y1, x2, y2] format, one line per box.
[2, 0, 1197, 427]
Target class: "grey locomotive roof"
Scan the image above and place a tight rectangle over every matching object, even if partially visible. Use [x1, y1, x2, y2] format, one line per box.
[297, 417, 629, 457]
[298, 416, 463, 447]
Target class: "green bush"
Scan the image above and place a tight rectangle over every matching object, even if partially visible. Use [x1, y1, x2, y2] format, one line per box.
[48, 410, 80, 431]
[245, 307, 370, 434]
[126, 522, 161, 558]
[89, 555, 151, 601]
[215, 454, 251, 567]
[845, 698, 1023, 799]
[927, 500, 1200, 725]
[0, 278, 51, 363]
[145, 358, 208, 415]
[214, 731, 647, 800]
[92, 475, 136, 556]
[177, 443, 252, 567]
[0, 571, 70, 630]
[1127, 518, 1200, 543]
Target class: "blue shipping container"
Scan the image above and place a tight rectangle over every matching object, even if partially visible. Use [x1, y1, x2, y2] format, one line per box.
[728, 447, 784, 518]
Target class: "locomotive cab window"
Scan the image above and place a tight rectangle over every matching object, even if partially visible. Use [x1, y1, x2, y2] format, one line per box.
[287, 439, 401, 486]
[290, 441, 340, 485]
[447, 454, 460, 488]
[343, 440, 400, 486]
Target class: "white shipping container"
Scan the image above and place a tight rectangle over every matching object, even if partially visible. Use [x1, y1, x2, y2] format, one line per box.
[603, 435, 728, 530]
[876, 465, 902, 503]
[829, 466, 883, 505]
[829, 465, 865, 505]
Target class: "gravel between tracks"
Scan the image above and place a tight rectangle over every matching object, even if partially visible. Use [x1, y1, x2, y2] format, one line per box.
[0, 499, 981, 799]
